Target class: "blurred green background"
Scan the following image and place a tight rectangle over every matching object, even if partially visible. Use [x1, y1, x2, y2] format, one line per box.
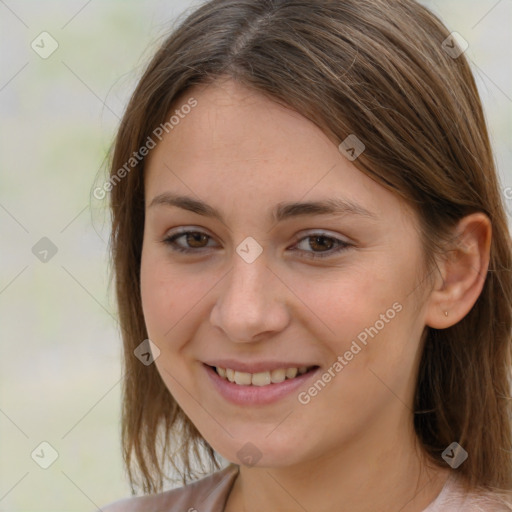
[0, 1, 510, 510]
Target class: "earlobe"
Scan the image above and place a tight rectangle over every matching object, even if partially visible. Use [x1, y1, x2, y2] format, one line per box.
[424, 213, 492, 329]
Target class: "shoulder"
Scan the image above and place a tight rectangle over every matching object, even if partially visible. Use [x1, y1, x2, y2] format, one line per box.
[426, 473, 512, 512]
[101, 464, 239, 512]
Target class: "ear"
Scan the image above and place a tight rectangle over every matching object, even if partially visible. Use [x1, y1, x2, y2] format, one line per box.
[424, 213, 492, 329]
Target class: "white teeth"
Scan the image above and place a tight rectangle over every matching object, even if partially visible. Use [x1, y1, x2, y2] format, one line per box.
[286, 367, 298, 379]
[252, 372, 271, 386]
[214, 365, 312, 385]
[270, 368, 286, 383]
[234, 371, 252, 386]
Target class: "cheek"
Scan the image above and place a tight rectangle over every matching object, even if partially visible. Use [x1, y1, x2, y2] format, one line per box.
[287, 262, 419, 380]
[140, 248, 219, 355]
[139, 250, 204, 399]
[140, 253, 170, 338]
[289, 265, 398, 337]
[140, 253, 185, 354]
[140, 247, 190, 336]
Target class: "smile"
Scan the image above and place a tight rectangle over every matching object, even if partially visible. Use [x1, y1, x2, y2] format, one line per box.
[204, 363, 320, 405]
[213, 365, 313, 386]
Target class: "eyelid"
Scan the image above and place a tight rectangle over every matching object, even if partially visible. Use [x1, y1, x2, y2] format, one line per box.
[289, 230, 352, 258]
[164, 226, 350, 243]
[292, 229, 351, 244]
[165, 226, 218, 240]
[162, 229, 352, 261]
[163, 226, 220, 249]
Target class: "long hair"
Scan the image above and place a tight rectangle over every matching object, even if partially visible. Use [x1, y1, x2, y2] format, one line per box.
[107, 0, 512, 496]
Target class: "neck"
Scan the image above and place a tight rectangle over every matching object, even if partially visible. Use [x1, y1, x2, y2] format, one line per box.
[225, 414, 451, 512]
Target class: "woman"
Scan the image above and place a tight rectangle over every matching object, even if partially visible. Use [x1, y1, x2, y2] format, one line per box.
[102, 0, 512, 510]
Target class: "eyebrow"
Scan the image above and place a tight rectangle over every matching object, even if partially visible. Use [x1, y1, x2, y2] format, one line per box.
[148, 192, 377, 223]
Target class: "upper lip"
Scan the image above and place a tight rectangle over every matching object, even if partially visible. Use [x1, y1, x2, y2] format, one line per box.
[203, 360, 318, 373]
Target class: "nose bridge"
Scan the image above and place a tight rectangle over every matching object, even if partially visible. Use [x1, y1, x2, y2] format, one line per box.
[232, 257, 265, 305]
[210, 250, 289, 342]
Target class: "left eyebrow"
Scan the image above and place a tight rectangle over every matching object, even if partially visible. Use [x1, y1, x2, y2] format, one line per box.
[148, 192, 378, 223]
[272, 197, 377, 223]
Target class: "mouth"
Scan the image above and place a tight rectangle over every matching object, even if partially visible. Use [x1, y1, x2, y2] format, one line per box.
[203, 363, 320, 405]
[210, 364, 318, 386]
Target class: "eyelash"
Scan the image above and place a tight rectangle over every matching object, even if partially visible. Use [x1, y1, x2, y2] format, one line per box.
[162, 230, 351, 260]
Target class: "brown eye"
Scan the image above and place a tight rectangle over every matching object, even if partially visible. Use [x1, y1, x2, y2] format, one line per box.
[292, 232, 351, 260]
[163, 230, 216, 253]
[308, 235, 335, 252]
[185, 232, 210, 248]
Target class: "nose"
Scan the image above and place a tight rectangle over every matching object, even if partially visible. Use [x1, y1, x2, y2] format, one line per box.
[209, 252, 291, 343]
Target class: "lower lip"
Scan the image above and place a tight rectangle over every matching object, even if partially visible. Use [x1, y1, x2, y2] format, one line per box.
[204, 364, 320, 406]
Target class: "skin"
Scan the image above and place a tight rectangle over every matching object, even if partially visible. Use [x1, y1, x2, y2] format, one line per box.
[137, 78, 491, 512]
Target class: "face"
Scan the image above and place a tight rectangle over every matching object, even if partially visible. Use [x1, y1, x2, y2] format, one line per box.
[140, 78, 431, 469]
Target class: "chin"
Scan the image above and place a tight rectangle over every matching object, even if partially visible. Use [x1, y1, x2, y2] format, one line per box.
[205, 427, 315, 469]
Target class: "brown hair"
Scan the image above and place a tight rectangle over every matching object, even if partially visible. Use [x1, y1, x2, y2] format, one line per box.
[107, 0, 512, 499]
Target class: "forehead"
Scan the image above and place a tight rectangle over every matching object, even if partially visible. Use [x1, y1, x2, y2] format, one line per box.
[148, 79, 334, 174]
[143, 79, 413, 226]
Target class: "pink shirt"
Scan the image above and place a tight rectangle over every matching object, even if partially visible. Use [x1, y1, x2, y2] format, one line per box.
[105, 464, 511, 511]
